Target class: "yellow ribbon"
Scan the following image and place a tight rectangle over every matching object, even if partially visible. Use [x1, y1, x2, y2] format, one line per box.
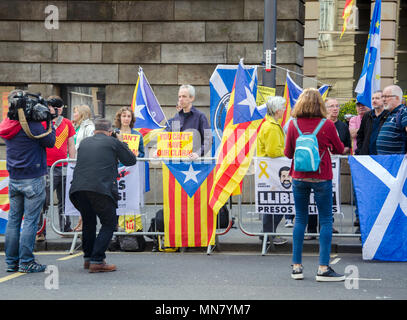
[258, 161, 269, 179]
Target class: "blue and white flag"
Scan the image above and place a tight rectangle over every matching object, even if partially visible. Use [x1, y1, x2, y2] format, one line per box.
[209, 64, 258, 155]
[349, 154, 407, 261]
[354, 0, 381, 109]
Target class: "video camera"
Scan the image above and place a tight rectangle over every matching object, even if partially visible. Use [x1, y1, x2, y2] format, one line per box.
[7, 91, 60, 123]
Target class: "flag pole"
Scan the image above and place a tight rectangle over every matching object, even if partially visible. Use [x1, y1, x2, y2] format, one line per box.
[262, 0, 277, 88]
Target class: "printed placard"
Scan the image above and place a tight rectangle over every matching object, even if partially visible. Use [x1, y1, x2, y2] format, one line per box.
[157, 132, 193, 158]
[122, 133, 140, 156]
[255, 157, 341, 215]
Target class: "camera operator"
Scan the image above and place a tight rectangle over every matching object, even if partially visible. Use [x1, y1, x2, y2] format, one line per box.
[36, 95, 76, 241]
[0, 89, 56, 273]
[69, 118, 137, 273]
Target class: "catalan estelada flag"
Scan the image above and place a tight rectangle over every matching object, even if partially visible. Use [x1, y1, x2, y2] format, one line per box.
[280, 72, 302, 129]
[131, 67, 167, 146]
[209, 59, 263, 224]
[163, 161, 217, 248]
[0, 161, 10, 234]
[280, 72, 330, 130]
[340, 0, 355, 39]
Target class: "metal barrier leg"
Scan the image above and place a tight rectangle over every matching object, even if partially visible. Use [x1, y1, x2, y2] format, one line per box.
[261, 234, 268, 256]
[69, 232, 79, 255]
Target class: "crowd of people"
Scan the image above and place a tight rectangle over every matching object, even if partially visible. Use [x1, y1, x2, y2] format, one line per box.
[0, 83, 405, 280]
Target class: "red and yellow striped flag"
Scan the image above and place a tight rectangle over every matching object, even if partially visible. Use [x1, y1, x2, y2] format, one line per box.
[209, 61, 264, 225]
[340, 0, 355, 39]
[162, 163, 216, 248]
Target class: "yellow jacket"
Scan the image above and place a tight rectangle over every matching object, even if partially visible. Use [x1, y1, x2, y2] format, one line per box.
[257, 114, 285, 158]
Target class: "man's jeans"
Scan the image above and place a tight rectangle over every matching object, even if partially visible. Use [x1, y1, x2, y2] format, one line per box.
[70, 191, 117, 264]
[5, 176, 46, 266]
[292, 179, 333, 266]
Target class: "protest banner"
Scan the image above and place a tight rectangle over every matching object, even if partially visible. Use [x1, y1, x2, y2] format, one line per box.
[254, 157, 340, 215]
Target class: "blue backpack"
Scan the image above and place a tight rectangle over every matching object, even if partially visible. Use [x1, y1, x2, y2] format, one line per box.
[292, 118, 326, 172]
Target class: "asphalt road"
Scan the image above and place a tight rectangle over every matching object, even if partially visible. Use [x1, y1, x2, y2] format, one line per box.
[0, 250, 406, 302]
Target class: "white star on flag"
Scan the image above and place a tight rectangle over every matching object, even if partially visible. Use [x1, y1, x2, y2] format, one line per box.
[181, 164, 200, 184]
[238, 86, 257, 117]
[133, 104, 145, 120]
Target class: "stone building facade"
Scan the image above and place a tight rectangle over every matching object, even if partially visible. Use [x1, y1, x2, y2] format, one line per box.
[0, 0, 305, 203]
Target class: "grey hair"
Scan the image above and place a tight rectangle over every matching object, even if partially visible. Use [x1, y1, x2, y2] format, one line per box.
[266, 96, 286, 116]
[179, 84, 195, 98]
[388, 85, 403, 101]
[94, 118, 112, 132]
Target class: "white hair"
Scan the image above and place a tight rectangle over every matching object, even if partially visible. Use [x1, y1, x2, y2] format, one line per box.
[266, 96, 286, 116]
[388, 85, 403, 101]
[179, 84, 195, 98]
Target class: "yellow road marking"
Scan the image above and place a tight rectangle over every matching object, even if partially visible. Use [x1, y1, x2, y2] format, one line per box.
[0, 272, 26, 283]
[57, 252, 83, 261]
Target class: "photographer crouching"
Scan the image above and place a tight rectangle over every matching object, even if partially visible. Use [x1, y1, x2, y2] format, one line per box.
[69, 119, 137, 273]
[0, 89, 56, 273]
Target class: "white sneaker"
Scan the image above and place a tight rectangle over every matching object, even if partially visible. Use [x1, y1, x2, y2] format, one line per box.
[285, 219, 294, 228]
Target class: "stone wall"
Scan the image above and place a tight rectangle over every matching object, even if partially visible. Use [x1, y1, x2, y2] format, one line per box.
[0, 0, 305, 203]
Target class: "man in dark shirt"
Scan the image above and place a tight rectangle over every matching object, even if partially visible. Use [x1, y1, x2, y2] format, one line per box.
[356, 90, 387, 155]
[69, 119, 137, 273]
[326, 98, 351, 154]
[166, 85, 212, 159]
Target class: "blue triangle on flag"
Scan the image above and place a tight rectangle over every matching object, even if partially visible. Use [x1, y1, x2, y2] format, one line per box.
[164, 161, 216, 198]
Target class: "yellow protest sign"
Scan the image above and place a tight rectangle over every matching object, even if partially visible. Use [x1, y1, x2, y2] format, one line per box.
[256, 86, 276, 106]
[122, 134, 140, 156]
[157, 132, 193, 158]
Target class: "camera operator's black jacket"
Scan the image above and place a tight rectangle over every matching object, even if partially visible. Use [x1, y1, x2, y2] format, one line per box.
[69, 133, 137, 206]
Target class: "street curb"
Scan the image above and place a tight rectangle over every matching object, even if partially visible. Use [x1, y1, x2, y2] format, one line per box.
[0, 239, 363, 255]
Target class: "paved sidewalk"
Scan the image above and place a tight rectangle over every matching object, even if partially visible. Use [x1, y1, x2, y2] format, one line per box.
[0, 204, 362, 255]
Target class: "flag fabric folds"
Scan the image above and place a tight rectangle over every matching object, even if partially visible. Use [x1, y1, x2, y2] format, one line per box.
[0, 161, 9, 234]
[131, 67, 166, 145]
[209, 60, 264, 221]
[209, 64, 258, 155]
[349, 154, 407, 261]
[280, 72, 330, 129]
[355, 0, 381, 109]
[340, 0, 355, 39]
[162, 161, 217, 248]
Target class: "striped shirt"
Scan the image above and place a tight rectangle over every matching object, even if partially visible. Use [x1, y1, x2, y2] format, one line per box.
[376, 105, 407, 155]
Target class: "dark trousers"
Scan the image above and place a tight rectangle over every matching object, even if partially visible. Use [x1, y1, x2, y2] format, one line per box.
[262, 214, 283, 233]
[70, 191, 117, 263]
[38, 166, 71, 235]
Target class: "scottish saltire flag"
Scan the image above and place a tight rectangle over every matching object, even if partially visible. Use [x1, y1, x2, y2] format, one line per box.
[209, 64, 258, 155]
[355, 0, 381, 109]
[162, 161, 217, 248]
[0, 161, 9, 234]
[131, 67, 167, 145]
[281, 72, 330, 129]
[209, 59, 264, 223]
[349, 154, 407, 261]
[340, 0, 355, 39]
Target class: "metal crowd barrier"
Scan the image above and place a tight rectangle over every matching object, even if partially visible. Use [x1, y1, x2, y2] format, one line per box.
[238, 155, 360, 255]
[48, 157, 234, 255]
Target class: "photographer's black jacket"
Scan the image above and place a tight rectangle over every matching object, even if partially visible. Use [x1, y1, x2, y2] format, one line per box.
[69, 133, 137, 206]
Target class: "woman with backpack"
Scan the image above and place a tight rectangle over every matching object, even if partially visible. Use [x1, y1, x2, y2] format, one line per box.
[284, 88, 345, 282]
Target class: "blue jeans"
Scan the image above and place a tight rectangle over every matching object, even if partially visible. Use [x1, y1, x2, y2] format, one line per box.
[292, 179, 333, 266]
[5, 176, 46, 266]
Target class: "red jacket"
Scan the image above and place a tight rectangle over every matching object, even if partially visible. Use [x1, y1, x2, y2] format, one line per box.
[284, 118, 344, 180]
